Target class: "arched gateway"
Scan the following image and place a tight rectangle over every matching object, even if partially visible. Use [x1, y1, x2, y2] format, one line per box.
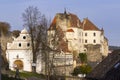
[14, 60, 23, 70]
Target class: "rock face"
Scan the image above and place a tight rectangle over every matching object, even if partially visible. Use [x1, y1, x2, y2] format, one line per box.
[85, 44, 102, 68]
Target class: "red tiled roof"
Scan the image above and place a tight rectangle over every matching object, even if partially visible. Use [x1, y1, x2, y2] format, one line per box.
[69, 13, 82, 28]
[67, 29, 74, 32]
[48, 16, 57, 30]
[82, 18, 100, 31]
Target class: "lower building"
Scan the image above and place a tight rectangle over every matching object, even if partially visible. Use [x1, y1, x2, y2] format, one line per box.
[6, 28, 42, 73]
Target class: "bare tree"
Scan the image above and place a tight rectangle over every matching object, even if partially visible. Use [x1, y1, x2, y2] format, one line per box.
[22, 6, 48, 73]
[47, 25, 69, 80]
[0, 22, 11, 66]
[0, 45, 1, 80]
[12, 30, 20, 38]
[0, 22, 10, 37]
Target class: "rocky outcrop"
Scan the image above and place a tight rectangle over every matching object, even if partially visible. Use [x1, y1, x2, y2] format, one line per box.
[85, 44, 102, 68]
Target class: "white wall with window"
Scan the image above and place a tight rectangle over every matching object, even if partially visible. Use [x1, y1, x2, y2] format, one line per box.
[6, 28, 42, 73]
[83, 31, 101, 45]
[66, 27, 84, 53]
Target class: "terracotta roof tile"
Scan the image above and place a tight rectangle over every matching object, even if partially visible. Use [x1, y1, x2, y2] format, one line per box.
[67, 29, 74, 32]
[82, 18, 100, 31]
[69, 13, 82, 28]
[48, 16, 57, 30]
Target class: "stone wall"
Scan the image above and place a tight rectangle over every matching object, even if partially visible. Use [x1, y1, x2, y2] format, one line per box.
[53, 65, 73, 76]
[85, 44, 102, 68]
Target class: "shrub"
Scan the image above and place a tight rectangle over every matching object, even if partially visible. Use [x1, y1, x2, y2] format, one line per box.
[72, 65, 92, 76]
[79, 53, 87, 64]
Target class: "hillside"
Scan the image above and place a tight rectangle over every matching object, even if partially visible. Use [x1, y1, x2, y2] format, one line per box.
[109, 46, 120, 50]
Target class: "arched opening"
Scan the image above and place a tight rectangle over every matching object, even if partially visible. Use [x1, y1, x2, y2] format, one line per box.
[14, 60, 23, 70]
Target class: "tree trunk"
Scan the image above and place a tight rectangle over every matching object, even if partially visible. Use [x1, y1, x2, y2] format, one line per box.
[0, 45, 2, 80]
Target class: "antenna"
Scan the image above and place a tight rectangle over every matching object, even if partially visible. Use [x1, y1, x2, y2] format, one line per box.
[64, 8, 67, 14]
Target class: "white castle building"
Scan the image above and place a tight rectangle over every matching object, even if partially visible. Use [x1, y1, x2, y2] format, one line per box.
[6, 28, 42, 73]
[48, 11, 109, 67]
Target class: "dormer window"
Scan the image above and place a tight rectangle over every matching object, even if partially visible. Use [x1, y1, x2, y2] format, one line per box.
[23, 36, 26, 39]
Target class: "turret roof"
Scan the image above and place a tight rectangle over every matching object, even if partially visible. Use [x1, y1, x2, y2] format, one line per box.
[21, 28, 28, 34]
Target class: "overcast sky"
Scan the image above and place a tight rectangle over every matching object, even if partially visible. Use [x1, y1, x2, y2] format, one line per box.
[0, 0, 120, 46]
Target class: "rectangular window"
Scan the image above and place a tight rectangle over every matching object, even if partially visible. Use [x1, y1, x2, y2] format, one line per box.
[79, 39, 81, 43]
[93, 40, 96, 43]
[93, 33, 96, 36]
[19, 43, 21, 47]
[85, 33, 87, 36]
[27, 43, 30, 47]
[85, 40, 87, 43]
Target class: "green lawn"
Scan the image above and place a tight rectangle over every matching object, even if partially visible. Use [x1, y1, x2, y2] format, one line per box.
[3, 70, 45, 79]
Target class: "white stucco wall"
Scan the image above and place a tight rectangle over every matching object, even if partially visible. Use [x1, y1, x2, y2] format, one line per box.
[6, 28, 42, 73]
[66, 28, 84, 53]
[36, 53, 42, 73]
[6, 50, 32, 71]
[83, 31, 101, 45]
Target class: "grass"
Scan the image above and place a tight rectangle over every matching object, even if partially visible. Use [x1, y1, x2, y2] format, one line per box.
[20, 71, 45, 78]
[4, 70, 45, 79]
[2, 74, 24, 80]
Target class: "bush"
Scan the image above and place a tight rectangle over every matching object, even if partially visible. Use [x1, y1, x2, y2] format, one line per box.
[79, 53, 87, 64]
[72, 65, 92, 76]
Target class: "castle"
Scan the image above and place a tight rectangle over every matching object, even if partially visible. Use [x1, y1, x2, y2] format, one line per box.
[48, 11, 108, 67]
[6, 11, 108, 74]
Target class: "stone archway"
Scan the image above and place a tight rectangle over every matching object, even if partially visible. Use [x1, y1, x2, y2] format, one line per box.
[14, 60, 23, 70]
